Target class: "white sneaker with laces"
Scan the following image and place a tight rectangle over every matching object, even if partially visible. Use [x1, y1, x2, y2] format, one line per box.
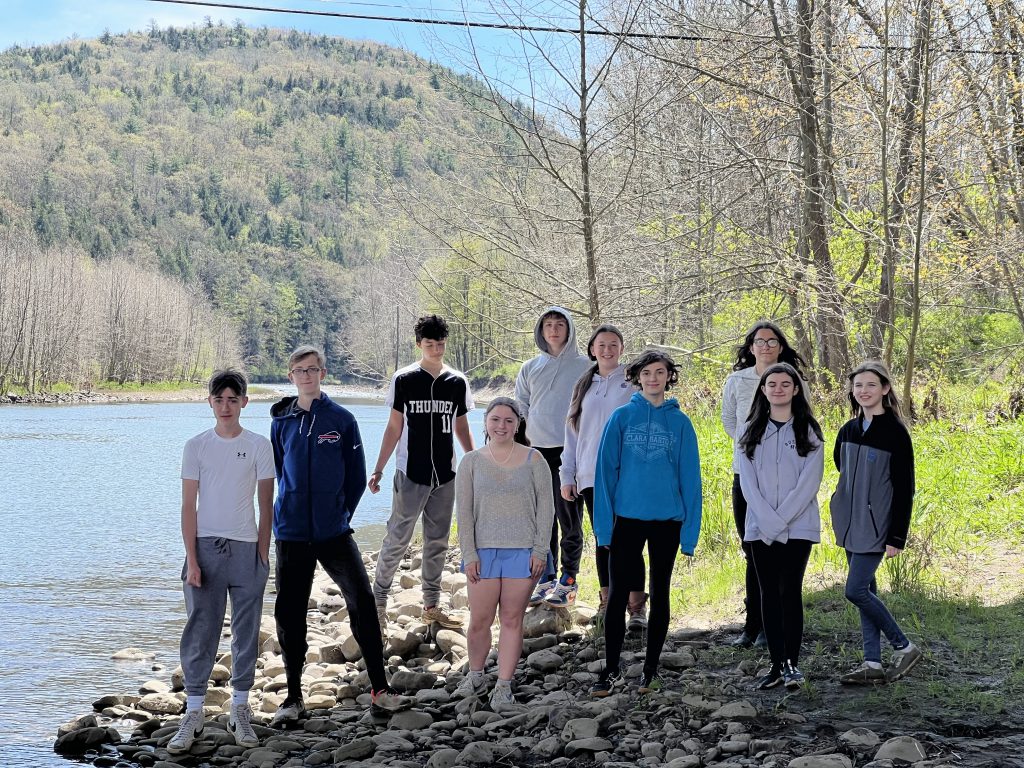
[228, 702, 259, 747]
[452, 672, 486, 699]
[488, 683, 522, 714]
[167, 709, 204, 754]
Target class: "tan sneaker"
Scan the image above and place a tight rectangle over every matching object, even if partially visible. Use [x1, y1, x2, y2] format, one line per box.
[422, 605, 463, 628]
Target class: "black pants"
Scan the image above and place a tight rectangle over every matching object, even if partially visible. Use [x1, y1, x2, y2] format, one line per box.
[750, 538, 812, 667]
[537, 446, 584, 579]
[275, 534, 387, 698]
[604, 516, 681, 677]
[732, 474, 763, 637]
[580, 487, 609, 589]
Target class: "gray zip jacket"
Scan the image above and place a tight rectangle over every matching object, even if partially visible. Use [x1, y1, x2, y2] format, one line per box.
[736, 419, 824, 545]
[515, 307, 592, 448]
[560, 365, 634, 490]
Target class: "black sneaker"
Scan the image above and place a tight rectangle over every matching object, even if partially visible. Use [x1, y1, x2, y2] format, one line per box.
[589, 666, 624, 698]
[638, 672, 663, 694]
[755, 665, 784, 690]
[753, 631, 768, 649]
[730, 631, 756, 648]
[782, 660, 805, 689]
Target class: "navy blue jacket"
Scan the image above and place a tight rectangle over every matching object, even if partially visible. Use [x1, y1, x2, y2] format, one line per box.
[270, 393, 366, 541]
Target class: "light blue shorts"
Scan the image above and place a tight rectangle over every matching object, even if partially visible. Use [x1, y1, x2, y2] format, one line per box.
[467, 548, 533, 579]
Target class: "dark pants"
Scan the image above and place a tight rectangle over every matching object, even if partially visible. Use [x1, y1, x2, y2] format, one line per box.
[844, 551, 909, 663]
[733, 474, 763, 637]
[537, 446, 584, 580]
[750, 539, 812, 667]
[604, 516, 681, 677]
[275, 534, 387, 698]
[580, 487, 609, 589]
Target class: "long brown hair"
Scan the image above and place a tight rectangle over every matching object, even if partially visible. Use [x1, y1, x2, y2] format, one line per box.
[739, 363, 823, 459]
[847, 360, 906, 424]
[566, 324, 624, 433]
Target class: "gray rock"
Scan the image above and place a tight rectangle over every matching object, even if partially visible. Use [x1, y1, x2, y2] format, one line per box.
[57, 714, 98, 738]
[535, 735, 564, 758]
[426, 747, 461, 768]
[387, 630, 422, 658]
[660, 649, 697, 670]
[665, 757, 701, 768]
[709, 700, 757, 720]
[436, 629, 468, 653]
[457, 741, 522, 764]
[839, 727, 881, 750]
[372, 732, 417, 752]
[565, 737, 615, 756]
[138, 693, 184, 715]
[390, 669, 438, 692]
[93, 694, 141, 710]
[874, 735, 927, 762]
[562, 718, 600, 741]
[641, 741, 665, 758]
[333, 736, 377, 761]
[53, 726, 120, 755]
[139, 680, 170, 695]
[389, 710, 434, 730]
[522, 605, 572, 638]
[787, 756, 853, 768]
[111, 647, 156, 661]
[527, 649, 564, 672]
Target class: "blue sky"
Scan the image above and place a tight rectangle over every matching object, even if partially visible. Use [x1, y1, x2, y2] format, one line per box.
[0, 0, 579, 81]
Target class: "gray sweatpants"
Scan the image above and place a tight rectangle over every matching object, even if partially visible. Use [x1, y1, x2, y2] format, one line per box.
[373, 472, 455, 608]
[180, 537, 269, 697]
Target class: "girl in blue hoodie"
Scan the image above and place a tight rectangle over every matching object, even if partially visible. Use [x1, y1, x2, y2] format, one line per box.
[736, 362, 824, 690]
[590, 351, 703, 696]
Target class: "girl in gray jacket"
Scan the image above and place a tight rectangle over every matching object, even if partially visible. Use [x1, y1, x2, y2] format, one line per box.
[737, 362, 824, 690]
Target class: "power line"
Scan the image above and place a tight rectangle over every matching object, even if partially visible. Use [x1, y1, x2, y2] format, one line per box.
[146, 0, 1012, 54]
[146, 0, 718, 41]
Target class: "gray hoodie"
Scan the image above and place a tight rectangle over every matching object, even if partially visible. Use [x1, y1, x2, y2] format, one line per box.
[515, 307, 592, 449]
[559, 364, 634, 490]
[735, 419, 823, 545]
[722, 366, 811, 471]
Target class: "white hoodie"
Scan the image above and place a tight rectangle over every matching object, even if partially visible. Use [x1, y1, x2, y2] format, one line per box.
[559, 364, 634, 490]
[514, 307, 592, 449]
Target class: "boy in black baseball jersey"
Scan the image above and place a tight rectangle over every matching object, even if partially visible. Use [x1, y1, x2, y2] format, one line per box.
[369, 315, 475, 631]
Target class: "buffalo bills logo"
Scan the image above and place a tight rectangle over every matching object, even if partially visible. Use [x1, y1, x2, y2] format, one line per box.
[318, 431, 341, 445]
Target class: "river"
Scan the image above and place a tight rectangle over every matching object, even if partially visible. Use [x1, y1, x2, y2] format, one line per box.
[0, 393, 485, 767]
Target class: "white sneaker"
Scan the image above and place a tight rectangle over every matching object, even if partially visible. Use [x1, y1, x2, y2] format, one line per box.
[488, 683, 523, 714]
[269, 697, 304, 728]
[167, 709, 204, 754]
[529, 580, 555, 606]
[452, 672, 486, 699]
[228, 702, 259, 747]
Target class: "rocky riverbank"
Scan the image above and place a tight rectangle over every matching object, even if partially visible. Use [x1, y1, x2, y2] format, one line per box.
[53, 548, 1023, 768]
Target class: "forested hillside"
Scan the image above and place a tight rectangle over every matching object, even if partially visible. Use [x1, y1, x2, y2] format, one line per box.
[0, 23, 496, 387]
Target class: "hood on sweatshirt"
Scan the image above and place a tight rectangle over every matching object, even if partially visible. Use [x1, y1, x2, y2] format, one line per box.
[534, 306, 580, 357]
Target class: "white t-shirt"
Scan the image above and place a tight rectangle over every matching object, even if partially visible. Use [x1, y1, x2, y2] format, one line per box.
[180, 428, 276, 542]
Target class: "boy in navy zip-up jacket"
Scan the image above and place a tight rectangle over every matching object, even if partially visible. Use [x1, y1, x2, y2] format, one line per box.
[269, 345, 409, 727]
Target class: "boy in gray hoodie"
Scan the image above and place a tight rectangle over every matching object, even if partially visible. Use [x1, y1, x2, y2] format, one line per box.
[515, 307, 592, 605]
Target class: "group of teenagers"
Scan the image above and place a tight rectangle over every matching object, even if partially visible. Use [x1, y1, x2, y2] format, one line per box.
[167, 307, 923, 755]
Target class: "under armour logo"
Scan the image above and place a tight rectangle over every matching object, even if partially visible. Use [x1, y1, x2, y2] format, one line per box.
[237, 451, 247, 458]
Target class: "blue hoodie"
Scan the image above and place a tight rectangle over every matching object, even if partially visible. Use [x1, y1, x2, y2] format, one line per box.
[594, 392, 703, 555]
[270, 393, 367, 542]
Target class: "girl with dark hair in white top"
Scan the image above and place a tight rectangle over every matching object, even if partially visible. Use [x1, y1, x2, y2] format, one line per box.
[454, 398, 555, 712]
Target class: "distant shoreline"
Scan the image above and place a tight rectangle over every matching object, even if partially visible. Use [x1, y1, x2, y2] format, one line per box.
[2, 382, 508, 406]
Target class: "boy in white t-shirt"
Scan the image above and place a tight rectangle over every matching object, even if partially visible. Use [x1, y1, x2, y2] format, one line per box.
[167, 370, 275, 755]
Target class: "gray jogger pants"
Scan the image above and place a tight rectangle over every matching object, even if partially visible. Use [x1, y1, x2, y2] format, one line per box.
[372, 472, 455, 608]
[180, 537, 269, 697]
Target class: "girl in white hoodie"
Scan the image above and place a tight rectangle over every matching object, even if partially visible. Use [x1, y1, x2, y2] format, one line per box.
[736, 362, 824, 690]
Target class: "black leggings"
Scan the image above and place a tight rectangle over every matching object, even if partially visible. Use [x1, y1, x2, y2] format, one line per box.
[732, 474, 763, 636]
[537, 446, 584, 579]
[604, 516, 681, 677]
[580, 487, 609, 589]
[750, 539, 813, 667]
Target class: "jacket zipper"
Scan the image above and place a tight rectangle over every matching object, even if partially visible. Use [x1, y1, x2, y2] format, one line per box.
[841, 424, 863, 547]
[306, 402, 314, 543]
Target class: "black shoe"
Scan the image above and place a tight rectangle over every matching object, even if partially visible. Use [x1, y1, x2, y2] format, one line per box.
[783, 660, 805, 689]
[590, 666, 624, 698]
[638, 672, 664, 694]
[753, 631, 768, 649]
[730, 632, 756, 648]
[755, 665, 784, 690]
